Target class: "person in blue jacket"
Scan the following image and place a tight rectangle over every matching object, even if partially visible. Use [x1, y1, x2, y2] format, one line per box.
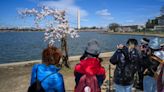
[30, 46, 65, 92]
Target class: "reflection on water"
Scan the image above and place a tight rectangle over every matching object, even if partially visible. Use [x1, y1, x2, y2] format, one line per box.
[0, 31, 163, 63]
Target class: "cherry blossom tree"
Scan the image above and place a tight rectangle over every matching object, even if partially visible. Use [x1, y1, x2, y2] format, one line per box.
[18, 6, 79, 68]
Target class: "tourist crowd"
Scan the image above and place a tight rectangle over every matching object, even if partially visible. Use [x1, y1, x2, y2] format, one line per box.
[28, 38, 164, 92]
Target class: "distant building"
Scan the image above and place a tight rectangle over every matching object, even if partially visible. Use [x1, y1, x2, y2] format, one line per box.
[146, 15, 164, 31]
[114, 25, 142, 32]
[154, 25, 164, 31]
[138, 25, 145, 30]
[156, 15, 164, 25]
[146, 19, 158, 29]
[154, 15, 164, 31]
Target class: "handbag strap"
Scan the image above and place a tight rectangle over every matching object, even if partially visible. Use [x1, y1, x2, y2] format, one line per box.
[36, 65, 39, 80]
[35, 64, 55, 83]
[40, 72, 55, 82]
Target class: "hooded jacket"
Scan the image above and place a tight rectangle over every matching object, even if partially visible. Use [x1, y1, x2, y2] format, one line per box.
[142, 53, 160, 77]
[31, 64, 65, 92]
[110, 47, 140, 86]
[75, 75, 101, 92]
[74, 58, 106, 88]
[157, 64, 164, 92]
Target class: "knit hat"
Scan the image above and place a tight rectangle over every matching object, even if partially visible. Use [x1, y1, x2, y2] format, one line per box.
[148, 38, 161, 50]
[140, 38, 150, 45]
[85, 39, 100, 56]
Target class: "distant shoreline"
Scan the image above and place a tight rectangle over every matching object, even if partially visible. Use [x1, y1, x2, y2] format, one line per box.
[0, 52, 113, 66]
[105, 32, 164, 38]
[0, 29, 163, 37]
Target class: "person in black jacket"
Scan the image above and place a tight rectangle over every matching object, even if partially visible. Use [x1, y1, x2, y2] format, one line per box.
[143, 38, 161, 92]
[110, 38, 140, 92]
[135, 38, 150, 90]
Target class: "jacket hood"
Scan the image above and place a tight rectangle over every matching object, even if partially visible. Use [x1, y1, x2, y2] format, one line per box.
[38, 64, 61, 73]
[31, 64, 65, 92]
[79, 58, 102, 75]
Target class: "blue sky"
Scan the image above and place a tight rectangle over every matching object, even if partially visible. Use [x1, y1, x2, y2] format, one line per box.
[0, 0, 163, 28]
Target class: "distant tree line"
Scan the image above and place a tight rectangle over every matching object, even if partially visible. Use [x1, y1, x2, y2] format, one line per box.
[0, 28, 44, 32]
[80, 26, 103, 30]
[108, 23, 120, 32]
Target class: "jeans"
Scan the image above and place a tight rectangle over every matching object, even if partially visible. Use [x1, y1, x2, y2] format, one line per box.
[143, 75, 157, 92]
[115, 84, 133, 92]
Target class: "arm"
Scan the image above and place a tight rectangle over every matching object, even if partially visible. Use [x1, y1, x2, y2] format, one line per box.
[53, 73, 65, 92]
[74, 63, 84, 87]
[30, 64, 38, 85]
[157, 65, 164, 92]
[96, 75, 105, 87]
[143, 55, 160, 76]
[110, 44, 128, 65]
[74, 72, 83, 87]
[110, 49, 122, 65]
[96, 67, 106, 87]
[129, 49, 140, 71]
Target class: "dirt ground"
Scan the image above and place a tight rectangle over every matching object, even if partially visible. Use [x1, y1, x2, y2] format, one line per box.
[0, 58, 112, 92]
[0, 58, 141, 92]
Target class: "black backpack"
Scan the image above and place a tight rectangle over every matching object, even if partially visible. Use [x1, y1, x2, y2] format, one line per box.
[28, 66, 55, 92]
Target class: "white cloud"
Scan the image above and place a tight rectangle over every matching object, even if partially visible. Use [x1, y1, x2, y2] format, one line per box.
[39, 0, 88, 18]
[96, 9, 113, 20]
[126, 20, 134, 23]
[96, 9, 111, 16]
[81, 18, 89, 22]
[38, 0, 88, 27]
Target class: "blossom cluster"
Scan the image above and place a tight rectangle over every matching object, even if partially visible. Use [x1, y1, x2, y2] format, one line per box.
[19, 6, 79, 46]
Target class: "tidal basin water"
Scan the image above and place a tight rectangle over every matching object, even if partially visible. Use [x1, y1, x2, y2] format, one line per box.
[0, 31, 163, 64]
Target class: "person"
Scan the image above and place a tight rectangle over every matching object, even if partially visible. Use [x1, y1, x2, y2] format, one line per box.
[30, 46, 65, 92]
[110, 38, 140, 92]
[154, 43, 164, 92]
[74, 39, 106, 92]
[135, 38, 150, 90]
[157, 64, 164, 92]
[143, 38, 161, 92]
[161, 44, 164, 51]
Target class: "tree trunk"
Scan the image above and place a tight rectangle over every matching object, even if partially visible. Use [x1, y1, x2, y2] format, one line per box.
[61, 35, 70, 68]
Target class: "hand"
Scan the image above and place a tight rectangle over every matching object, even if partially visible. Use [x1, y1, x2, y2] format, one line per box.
[147, 49, 151, 55]
[140, 45, 145, 51]
[154, 72, 159, 80]
[117, 44, 124, 49]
